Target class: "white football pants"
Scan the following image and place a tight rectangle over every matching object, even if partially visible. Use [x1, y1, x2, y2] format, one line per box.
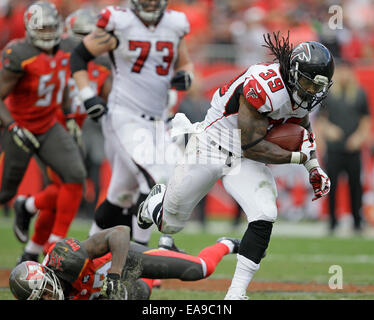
[102, 107, 183, 208]
[160, 131, 278, 234]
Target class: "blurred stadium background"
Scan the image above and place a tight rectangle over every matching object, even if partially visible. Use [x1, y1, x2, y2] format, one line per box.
[1, 0, 374, 300]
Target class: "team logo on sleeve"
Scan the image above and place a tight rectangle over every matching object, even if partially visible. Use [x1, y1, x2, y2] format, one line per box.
[246, 87, 258, 99]
[291, 43, 311, 62]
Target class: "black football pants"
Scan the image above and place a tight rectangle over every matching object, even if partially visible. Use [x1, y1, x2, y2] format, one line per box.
[0, 122, 86, 204]
[325, 151, 363, 230]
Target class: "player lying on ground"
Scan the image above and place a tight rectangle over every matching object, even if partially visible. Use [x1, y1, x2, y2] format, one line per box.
[9, 225, 240, 300]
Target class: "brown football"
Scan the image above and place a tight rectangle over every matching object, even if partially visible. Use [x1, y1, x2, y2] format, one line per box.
[265, 123, 305, 152]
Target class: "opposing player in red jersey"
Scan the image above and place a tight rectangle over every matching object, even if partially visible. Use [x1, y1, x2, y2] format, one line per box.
[9, 226, 240, 300]
[13, 8, 113, 264]
[0, 1, 86, 255]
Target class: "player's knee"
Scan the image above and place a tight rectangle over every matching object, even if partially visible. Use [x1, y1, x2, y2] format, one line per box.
[238, 220, 273, 264]
[180, 265, 204, 281]
[262, 202, 278, 222]
[63, 162, 87, 183]
[159, 221, 184, 234]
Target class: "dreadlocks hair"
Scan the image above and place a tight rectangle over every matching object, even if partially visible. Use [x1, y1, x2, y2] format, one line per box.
[262, 31, 293, 86]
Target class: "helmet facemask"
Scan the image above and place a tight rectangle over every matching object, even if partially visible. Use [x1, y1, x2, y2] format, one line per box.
[289, 62, 333, 111]
[131, 0, 168, 25]
[9, 262, 64, 300]
[27, 266, 64, 300]
[24, 2, 63, 51]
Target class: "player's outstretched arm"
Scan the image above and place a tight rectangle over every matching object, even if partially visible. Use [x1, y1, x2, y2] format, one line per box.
[81, 225, 130, 275]
[71, 28, 117, 91]
[171, 39, 194, 91]
[70, 28, 117, 121]
[238, 95, 307, 164]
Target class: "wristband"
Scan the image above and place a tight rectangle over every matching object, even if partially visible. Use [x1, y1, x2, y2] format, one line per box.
[7, 121, 17, 131]
[79, 86, 95, 102]
[290, 152, 301, 164]
[107, 273, 121, 280]
[304, 158, 320, 172]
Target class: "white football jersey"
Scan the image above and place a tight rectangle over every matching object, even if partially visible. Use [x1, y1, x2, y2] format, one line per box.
[97, 6, 189, 119]
[204, 63, 309, 156]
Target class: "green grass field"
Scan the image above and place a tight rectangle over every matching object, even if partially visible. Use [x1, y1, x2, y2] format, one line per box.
[1, 212, 374, 300]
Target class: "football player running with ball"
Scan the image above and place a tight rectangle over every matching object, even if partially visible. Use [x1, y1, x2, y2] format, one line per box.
[137, 32, 334, 299]
[70, 0, 194, 246]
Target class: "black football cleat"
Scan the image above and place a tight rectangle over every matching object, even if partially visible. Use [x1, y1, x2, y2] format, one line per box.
[16, 252, 39, 266]
[216, 237, 241, 254]
[137, 201, 154, 230]
[158, 235, 185, 253]
[13, 196, 33, 244]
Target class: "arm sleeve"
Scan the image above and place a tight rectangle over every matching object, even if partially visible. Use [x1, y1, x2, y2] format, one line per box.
[179, 12, 190, 37]
[242, 77, 271, 113]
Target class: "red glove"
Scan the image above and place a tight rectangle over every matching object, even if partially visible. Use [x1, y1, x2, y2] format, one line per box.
[309, 167, 330, 201]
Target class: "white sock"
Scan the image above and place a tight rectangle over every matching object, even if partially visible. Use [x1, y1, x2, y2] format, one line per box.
[25, 197, 38, 215]
[25, 240, 44, 255]
[227, 254, 260, 294]
[89, 221, 103, 236]
[48, 234, 63, 244]
[219, 239, 235, 253]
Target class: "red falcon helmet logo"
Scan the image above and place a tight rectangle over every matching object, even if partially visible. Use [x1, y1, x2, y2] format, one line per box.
[291, 43, 312, 62]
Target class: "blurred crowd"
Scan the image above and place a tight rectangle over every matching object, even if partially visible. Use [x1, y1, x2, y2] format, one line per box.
[0, 0, 373, 229]
[2, 0, 374, 65]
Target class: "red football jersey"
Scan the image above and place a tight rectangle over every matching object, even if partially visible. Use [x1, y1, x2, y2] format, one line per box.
[2, 37, 76, 134]
[68, 252, 113, 300]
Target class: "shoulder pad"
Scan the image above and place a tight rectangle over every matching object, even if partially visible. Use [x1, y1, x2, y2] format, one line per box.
[2, 39, 39, 73]
[243, 63, 287, 113]
[164, 10, 190, 37]
[46, 238, 89, 284]
[242, 75, 270, 112]
[97, 5, 130, 31]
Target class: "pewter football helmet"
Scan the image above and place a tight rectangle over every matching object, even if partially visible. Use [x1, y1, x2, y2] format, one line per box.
[65, 8, 97, 40]
[9, 261, 64, 300]
[24, 1, 63, 50]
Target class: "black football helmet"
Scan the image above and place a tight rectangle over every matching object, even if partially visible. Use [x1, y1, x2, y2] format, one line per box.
[9, 261, 64, 300]
[288, 41, 334, 111]
[130, 0, 168, 24]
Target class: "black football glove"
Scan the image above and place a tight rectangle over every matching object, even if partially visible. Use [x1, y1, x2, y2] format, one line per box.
[170, 70, 193, 91]
[8, 122, 40, 154]
[83, 96, 108, 121]
[100, 273, 127, 300]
